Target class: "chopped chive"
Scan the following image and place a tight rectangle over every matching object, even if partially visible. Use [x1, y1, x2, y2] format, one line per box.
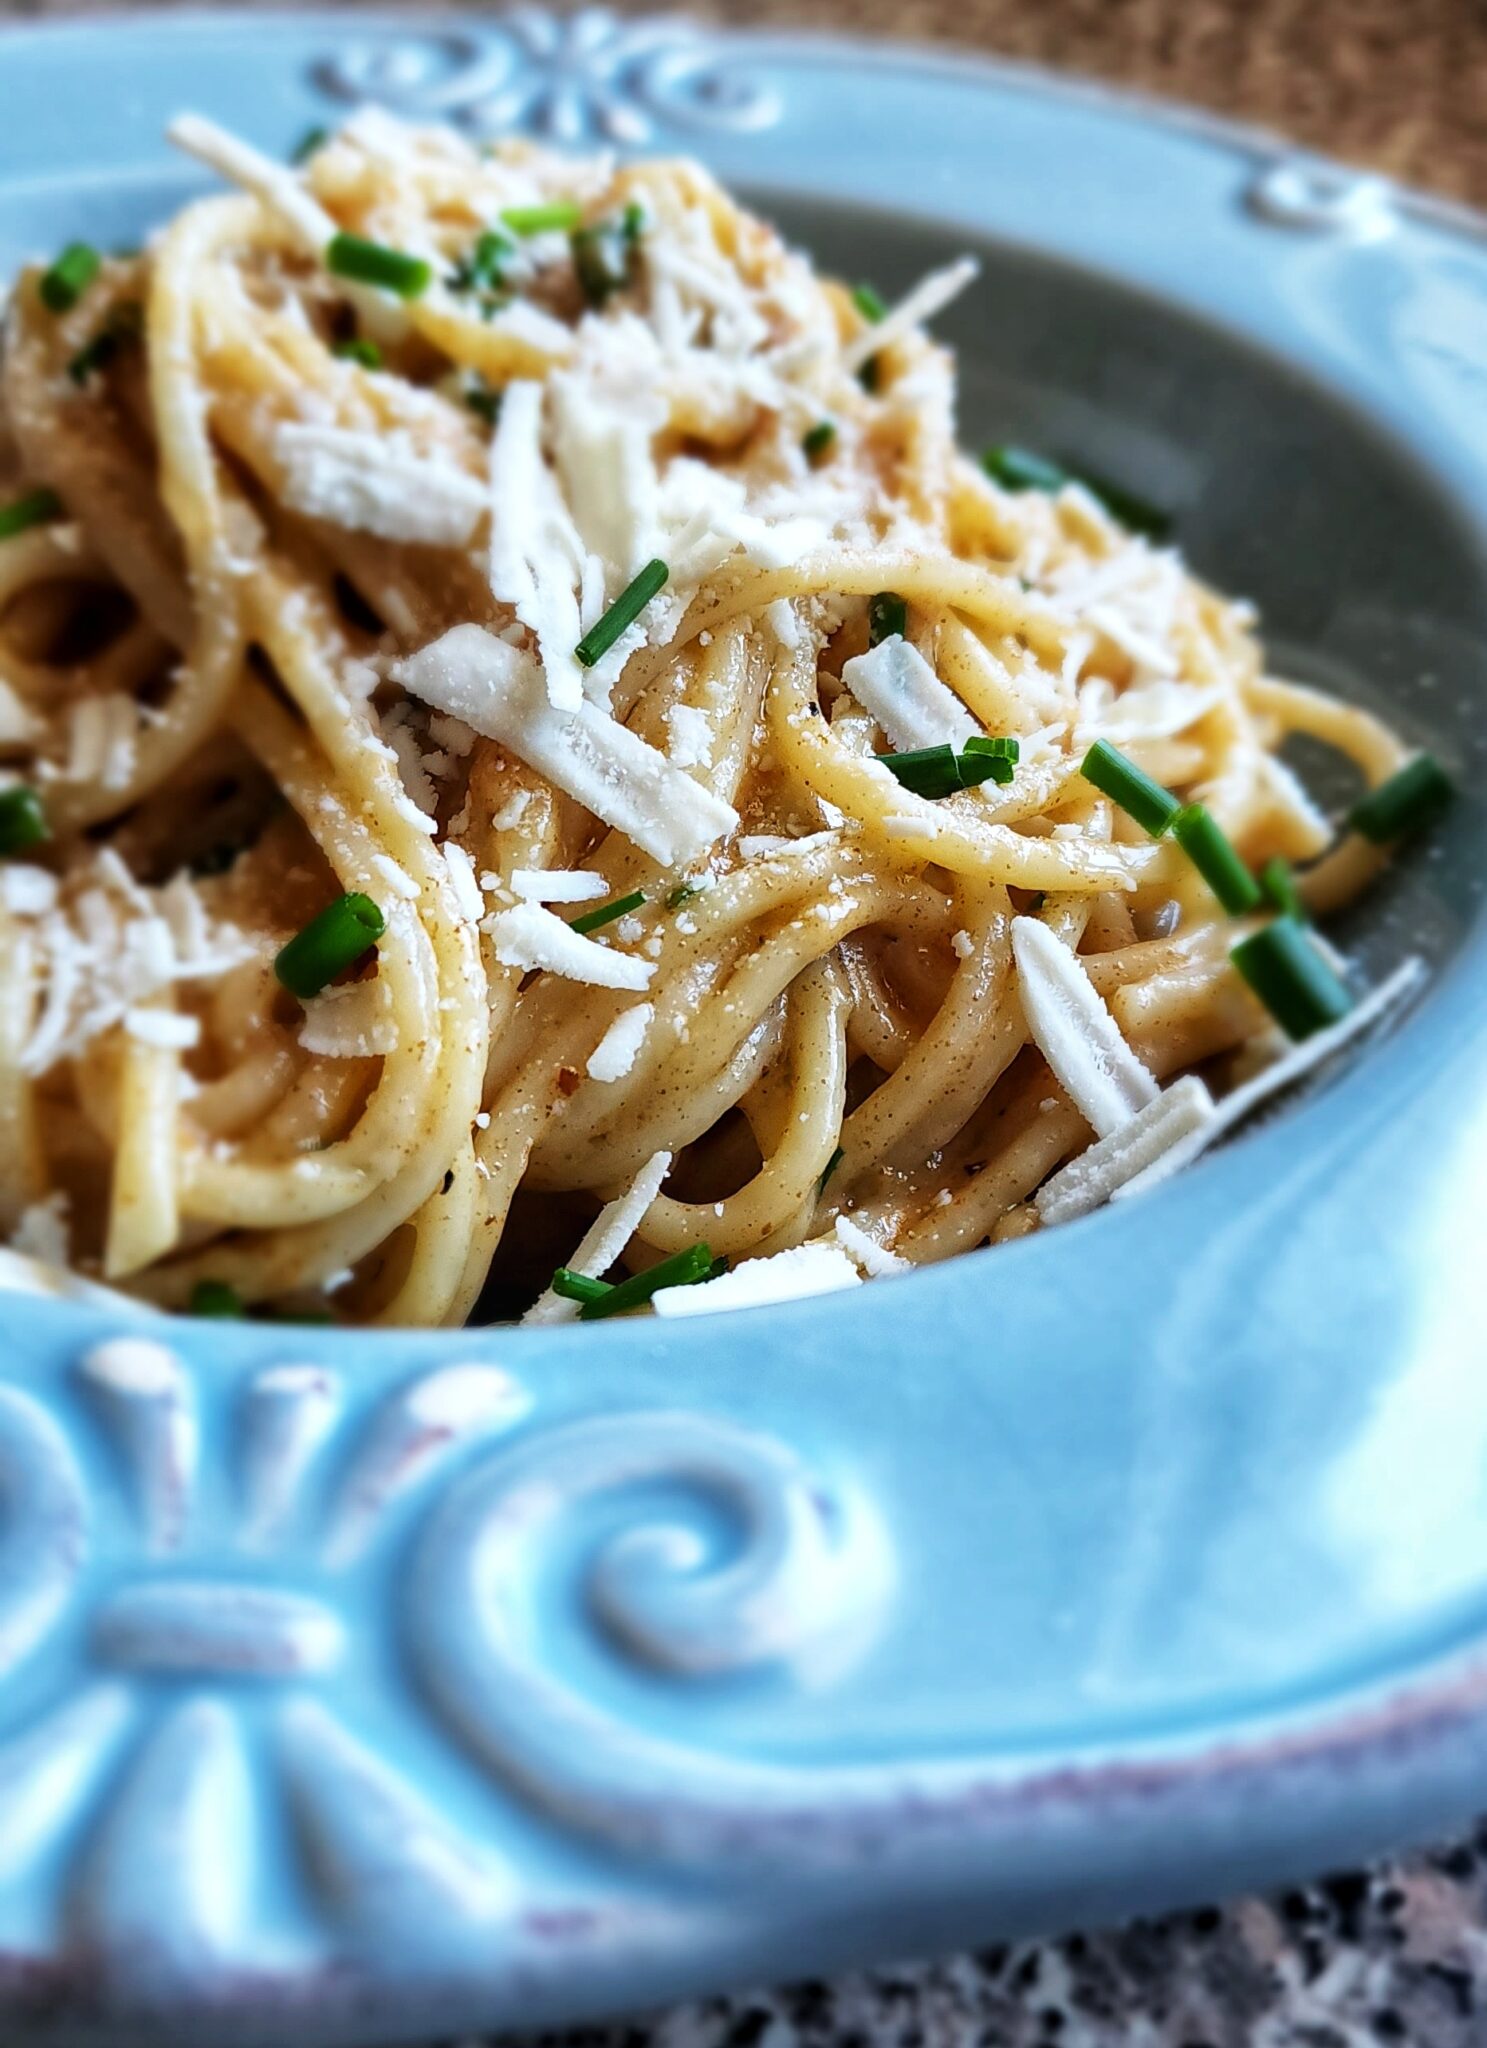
[819, 1144, 844, 1193]
[878, 737, 1019, 800]
[868, 591, 907, 646]
[570, 888, 646, 936]
[666, 881, 699, 909]
[0, 487, 63, 542]
[1259, 855, 1308, 923]
[574, 557, 668, 667]
[1348, 753, 1453, 844]
[274, 891, 385, 1000]
[1232, 917, 1352, 1041]
[1079, 738, 1181, 838]
[571, 204, 644, 306]
[0, 785, 50, 857]
[982, 445, 1169, 537]
[501, 200, 582, 235]
[326, 232, 432, 299]
[464, 379, 502, 425]
[448, 227, 513, 296]
[852, 282, 887, 323]
[551, 1267, 613, 1306]
[190, 1279, 244, 1318]
[292, 125, 329, 165]
[1171, 804, 1262, 915]
[40, 243, 101, 315]
[576, 1241, 716, 1320]
[66, 299, 142, 386]
[983, 444, 1068, 496]
[802, 419, 837, 466]
[858, 354, 883, 394]
[331, 336, 382, 369]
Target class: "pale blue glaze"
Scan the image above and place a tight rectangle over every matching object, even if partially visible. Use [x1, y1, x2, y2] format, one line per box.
[2, 13, 1487, 2044]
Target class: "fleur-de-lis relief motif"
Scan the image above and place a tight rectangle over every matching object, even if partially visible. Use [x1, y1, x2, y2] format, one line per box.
[313, 6, 783, 145]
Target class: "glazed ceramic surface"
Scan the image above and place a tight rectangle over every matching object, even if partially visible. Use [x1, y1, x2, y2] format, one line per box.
[3, 12, 1487, 2045]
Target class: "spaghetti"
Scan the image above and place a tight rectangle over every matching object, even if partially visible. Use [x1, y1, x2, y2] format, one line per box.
[0, 110, 1441, 1327]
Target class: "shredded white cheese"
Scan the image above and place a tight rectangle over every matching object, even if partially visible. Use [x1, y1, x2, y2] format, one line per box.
[484, 900, 652, 991]
[2, 866, 58, 917]
[297, 979, 399, 1058]
[840, 256, 979, 374]
[1113, 956, 1427, 1203]
[840, 635, 979, 752]
[488, 380, 589, 713]
[398, 625, 738, 867]
[1035, 1074, 1216, 1225]
[586, 1001, 653, 1082]
[510, 868, 608, 904]
[274, 424, 487, 547]
[441, 842, 485, 925]
[123, 1006, 200, 1050]
[1010, 915, 1159, 1138]
[369, 853, 420, 901]
[523, 1148, 672, 1324]
[167, 112, 339, 251]
[651, 1238, 861, 1317]
[833, 1213, 910, 1278]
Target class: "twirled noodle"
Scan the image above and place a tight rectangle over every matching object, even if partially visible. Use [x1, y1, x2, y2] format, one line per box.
[0, 112, 1429, 1326]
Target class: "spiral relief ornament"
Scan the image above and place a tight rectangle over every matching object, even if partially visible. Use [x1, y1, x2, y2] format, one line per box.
[313, 7, 783, 145]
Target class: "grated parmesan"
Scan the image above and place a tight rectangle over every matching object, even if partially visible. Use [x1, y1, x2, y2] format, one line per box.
[1035, 1074, 1216, 1225]
[123, 1007, 201, 1050]
[651, 1238, 861, 1317]
[840, 635, 979, 752]
[833, 1214, 910, 1278]
[483, 900, 653, 991]
[510, 868, 607, 904]
[397, 625, 737, 867]
[274, 423, 487, 547]
[586, 1001, 653, 1082]
[840, 256, 979, 375]
[1010, 915, 1159, 1138]
[523, 1149, 672, 1324]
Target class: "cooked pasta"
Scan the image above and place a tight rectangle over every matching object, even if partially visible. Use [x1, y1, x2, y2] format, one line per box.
[0, 110, 1443, 1327]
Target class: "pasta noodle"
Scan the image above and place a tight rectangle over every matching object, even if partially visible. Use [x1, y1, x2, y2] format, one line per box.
[0, 110, 1436, 1327]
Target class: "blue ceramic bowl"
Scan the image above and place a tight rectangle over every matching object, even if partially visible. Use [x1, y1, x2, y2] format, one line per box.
[3, 13, 1487, 2045]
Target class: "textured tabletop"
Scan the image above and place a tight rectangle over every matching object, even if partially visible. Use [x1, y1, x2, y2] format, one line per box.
[6, 1, 1487, 2043]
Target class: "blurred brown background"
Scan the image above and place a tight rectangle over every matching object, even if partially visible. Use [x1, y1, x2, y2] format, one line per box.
[9, 0, 1487, 206]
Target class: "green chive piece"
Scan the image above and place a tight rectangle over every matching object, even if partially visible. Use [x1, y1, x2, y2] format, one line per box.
[574, 558, 668, 667]
[551, 1268, 613, 1306]
[1348, 753, 1453, 845]
[190, 1279, 244, 1318]
[0, 488, 63, 542]
[819, 1144, 844, 1193]
[274, 891, 385, 1000]
[1171, 804, 1262, 915]
[852, 282, 887, 323]
[332, 336, 382, 369]
[464, 379, 502, 425]
[802, 419, 837, 466]
[0, 786, 50, 857]
[868, 591, 907, 646]
[66, 300, 142, 386]
[666, 881, 699, 909]
[1080, 738, 1181, 838]
[1232, 917, 1353, 1042]
[982, 445, 1169, 537]
[571, 204, 644, 306]
[570, 889, 646, 937]
[858, 354, 883, 394]
[501, 200, 582, 235]
[449, 227, 513, 296]
[878, 736, 1019, 800]
[292, 126, 329, 165]
[40, 243, 101, 315]
[577, 1241, 716, 1321]
[983, 444, 1068, 496]
[1259, 855, 1308, 923]
[326, 232, 432, 299]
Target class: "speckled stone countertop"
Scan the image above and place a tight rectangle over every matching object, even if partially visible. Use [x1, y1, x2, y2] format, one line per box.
[9, 1, 1487, 2041]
